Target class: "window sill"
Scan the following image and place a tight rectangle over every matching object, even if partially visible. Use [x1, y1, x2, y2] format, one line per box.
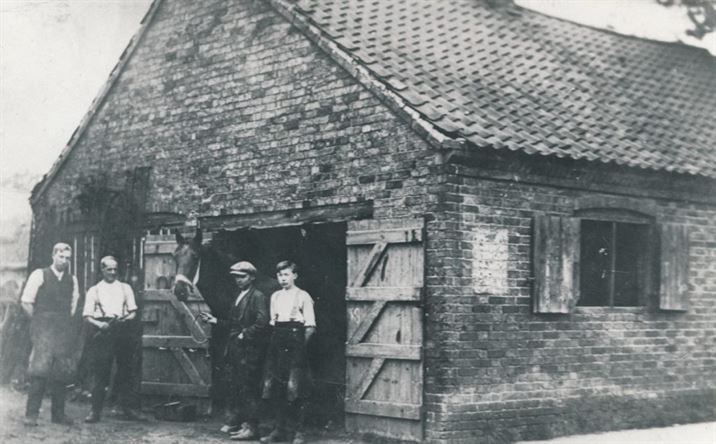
[574, 306, 646, 314]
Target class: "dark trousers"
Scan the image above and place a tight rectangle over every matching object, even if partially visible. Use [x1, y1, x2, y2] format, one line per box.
[273, 397, 306, 434]
[88, 327, 136, 415]
[25, 376, 66, 420]
[225, 340, 265, 428]
[210, 325, 230, 412]
[262, 323, 310, 434]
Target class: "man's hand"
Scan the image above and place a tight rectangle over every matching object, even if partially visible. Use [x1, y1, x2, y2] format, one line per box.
[97, 320, 111, 330]
[198, 312, 217, 325]
[21, 302, 34, 318]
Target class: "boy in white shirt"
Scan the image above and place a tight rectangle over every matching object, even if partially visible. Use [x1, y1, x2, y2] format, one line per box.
[260, 261, 315, 444]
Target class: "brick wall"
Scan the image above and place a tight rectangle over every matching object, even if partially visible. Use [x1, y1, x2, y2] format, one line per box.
[32, 0, 442, 230]
[423, 160, 716, 443]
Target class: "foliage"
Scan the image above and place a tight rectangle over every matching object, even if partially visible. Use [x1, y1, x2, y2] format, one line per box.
[657, 0, 716, 39]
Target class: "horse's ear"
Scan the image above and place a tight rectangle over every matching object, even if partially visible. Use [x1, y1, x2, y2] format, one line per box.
[193, 227, 203, 246]
[175, 229, 186, 245]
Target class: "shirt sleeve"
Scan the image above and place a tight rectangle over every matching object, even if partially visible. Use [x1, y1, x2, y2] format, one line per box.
[20, 269, 44, 304]
[83, 285, 98, 318]
[269, 291, 278, 326]
[71, 276, 80, 316]
[301, 290, 316, 328]
[123, 283, 138, 312]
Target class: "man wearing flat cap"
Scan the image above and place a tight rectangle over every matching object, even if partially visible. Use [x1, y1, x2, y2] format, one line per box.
[200, 261, 269, 440]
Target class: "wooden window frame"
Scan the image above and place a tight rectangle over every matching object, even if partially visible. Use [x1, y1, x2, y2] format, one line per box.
[577, 217, 652, 308]
[533, 204, 690, 314]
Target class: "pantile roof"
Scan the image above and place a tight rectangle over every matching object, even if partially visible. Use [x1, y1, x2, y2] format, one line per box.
[293, 0, 716, 177]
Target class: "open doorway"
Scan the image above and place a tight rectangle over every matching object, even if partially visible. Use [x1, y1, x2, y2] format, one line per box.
[214, 222, 347, 426]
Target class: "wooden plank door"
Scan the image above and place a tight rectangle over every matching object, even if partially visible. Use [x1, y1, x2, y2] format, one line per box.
[139, 233, 212, 414]
[345, 219, 424, 442]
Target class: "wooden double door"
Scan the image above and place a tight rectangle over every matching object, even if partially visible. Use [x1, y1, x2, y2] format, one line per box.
[137, 219, 425, 440]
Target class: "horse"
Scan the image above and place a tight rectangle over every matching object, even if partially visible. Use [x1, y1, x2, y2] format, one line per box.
[173, 227, 235, 413]
[172, 227, 279, 414]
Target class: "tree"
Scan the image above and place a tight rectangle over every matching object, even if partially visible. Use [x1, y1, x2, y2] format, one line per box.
[657, 0, 716, 39]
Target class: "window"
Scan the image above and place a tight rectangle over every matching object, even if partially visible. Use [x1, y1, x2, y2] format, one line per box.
[578, 220, 649, 307]
[532, 212, 689, 314]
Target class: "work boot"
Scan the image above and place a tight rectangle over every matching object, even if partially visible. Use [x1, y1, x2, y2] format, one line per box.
[51, 416, 74, 426]
[120, 408, 147, 421]
[84, 411, 101, 423]
[221, 423, 240, 433]
[23, 416, 38, 427]
[260, 428, 285, 443]
[231, 423, 258, 440]
[292, 431, 307, 444]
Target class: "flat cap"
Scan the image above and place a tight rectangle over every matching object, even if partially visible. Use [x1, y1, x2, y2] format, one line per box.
[229, 261, 257, 275]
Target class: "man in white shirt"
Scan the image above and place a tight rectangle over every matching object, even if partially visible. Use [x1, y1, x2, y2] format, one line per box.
[21, 242, 79, 426]
[82, 256, 138, 423]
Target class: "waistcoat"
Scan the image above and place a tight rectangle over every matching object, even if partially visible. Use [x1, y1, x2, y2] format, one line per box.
[34, 267, 73, 315]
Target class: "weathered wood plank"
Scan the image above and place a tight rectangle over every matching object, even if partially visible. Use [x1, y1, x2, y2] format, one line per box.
[166, 295, 210, 341]
[348, 358, 385, 401]
[142, 335, 209, 349]
[142, 289, 204, 302]
[561, 217, 580, 311]
[659, 224, 690, 311]
[348, 301, 386, 345]
[346, 287, 422, 302]
[140, 382, 209, 397]
[144, 241, 177, 255]
[171, 348, 206, 386]
[532, 215, 579, 314]
[346, 344, 421, 360]
[200, 201, 373, 230]
[351, 242, 388, 287]
[347, 228, 423, 245]
[345, 399, 421, 420]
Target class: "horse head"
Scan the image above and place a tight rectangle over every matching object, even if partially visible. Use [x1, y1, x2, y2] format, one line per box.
[173, 227, 202, 302]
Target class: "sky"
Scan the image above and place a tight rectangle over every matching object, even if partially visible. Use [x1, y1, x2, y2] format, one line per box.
[517, 0, 716, 55]
[0, 0, 713, 184]
[0, 0, 152, 182]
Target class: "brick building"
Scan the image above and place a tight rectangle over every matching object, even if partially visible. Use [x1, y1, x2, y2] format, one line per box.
[29, 0, 715, 442]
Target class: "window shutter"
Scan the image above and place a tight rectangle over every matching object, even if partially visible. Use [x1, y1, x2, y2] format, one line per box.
[533, 215, 580, 314]
[659, 224, 690, 311]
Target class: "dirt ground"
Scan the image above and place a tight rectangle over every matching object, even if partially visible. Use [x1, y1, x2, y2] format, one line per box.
[0, 385, 365, 444]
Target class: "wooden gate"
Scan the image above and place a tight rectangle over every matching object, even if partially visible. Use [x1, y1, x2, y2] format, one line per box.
[140, 233, 212, 414]
[345, 219, 424, 441]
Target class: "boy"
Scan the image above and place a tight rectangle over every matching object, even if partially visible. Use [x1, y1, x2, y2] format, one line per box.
[199, 261, 269, 440]
[260, 261, 316, 444]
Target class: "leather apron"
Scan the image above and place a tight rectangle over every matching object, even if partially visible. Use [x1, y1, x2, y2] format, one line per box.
[27, 268, 76, 381]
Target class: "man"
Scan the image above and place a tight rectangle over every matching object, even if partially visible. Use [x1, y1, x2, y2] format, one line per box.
[83, 256, 139, 423]
[199, 261, 269, 441]
[21, 242, 80, 426]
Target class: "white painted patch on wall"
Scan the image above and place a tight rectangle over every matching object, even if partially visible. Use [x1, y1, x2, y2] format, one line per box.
[473, 227, 509, 295]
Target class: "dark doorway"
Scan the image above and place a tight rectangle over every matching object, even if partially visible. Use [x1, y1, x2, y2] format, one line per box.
[214, 222, 347, 426]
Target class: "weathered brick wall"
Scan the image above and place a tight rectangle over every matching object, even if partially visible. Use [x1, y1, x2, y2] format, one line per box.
[32, 0, 442, 229]
[423, 161, 716, 443]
